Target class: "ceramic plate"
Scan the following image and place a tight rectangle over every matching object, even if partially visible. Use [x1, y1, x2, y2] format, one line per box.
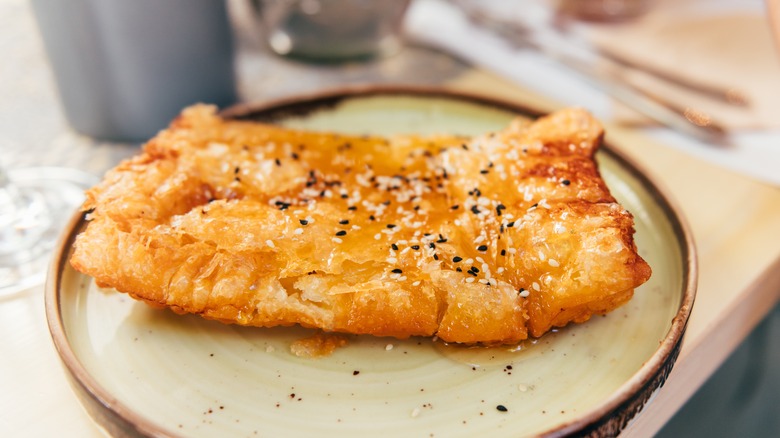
[46, 88, 696, 437]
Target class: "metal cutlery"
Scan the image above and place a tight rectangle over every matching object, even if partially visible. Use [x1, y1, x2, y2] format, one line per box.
[458, 5, 734, 144]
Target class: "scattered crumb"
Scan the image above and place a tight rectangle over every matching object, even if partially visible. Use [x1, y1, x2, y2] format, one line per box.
[290, 331, 349, 358]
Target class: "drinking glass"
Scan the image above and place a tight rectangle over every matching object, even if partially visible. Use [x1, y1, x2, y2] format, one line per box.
[0, 165, 95, 297]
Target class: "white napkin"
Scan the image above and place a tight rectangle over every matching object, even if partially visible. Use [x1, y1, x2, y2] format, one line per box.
[403, 0, 780, 186]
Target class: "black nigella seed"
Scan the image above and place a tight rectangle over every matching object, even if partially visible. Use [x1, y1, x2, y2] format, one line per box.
[348, 206, 357, 211]
[471, 206, 481, 215]
[453, 256, 463, 263]
[391, 243, 399, 251]
[387, 224, 397, 229]
[433, 254, 439, 260]
[335, 230, 347, 236]
[353, 370, 360, 376]
[299, 219, 308, 226]
[339, 219, 349, 225]
[477, 245, 488, 252]
[562, 179, 571, 186]
[451, 205, 460, 210]
[501, 249, 506, 256]
[507, 221, 515, 228]
[391, 268, 403, 274]
[496, 405, 508, 412]
[411, 245, 421, 250]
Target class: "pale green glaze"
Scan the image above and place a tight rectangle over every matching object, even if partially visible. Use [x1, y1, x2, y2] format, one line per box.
[57, 94, 688, 437]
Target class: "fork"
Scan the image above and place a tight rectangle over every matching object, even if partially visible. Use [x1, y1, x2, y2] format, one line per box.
[459, 5, 733, 144]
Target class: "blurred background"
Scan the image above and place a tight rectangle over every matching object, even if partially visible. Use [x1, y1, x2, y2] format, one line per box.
[1, 0, 778, 436]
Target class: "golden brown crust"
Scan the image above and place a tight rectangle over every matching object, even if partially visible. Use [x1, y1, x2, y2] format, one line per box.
[70, 105, 651, 344]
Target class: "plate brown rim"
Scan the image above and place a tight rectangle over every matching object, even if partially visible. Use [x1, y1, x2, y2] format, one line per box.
[45, 85, 697, 438]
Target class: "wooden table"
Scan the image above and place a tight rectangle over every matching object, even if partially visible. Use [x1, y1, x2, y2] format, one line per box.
[2, 1, 779, 436]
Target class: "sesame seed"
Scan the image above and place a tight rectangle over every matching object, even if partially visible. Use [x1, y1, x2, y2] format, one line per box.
[532, 282, 541, 291]
[465, 277, 475, 283]
[508, 248, 517, 254]
[519, 288, 529, 297]
[548, 259, 560, 267]
[386, 344, 394, 351]
[474, 235, 486, 244]
[412, 281, 421, 287]
[265, 240, 275, 248]
[294, 228, 304, 235]
[374, 233, 381, 240]
[478, 279, 489, 284]
[332, 237, 343, 243]
[386, 257, 398, 264]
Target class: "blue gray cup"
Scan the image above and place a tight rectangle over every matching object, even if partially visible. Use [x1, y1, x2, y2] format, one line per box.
[31, 0, 237, 142]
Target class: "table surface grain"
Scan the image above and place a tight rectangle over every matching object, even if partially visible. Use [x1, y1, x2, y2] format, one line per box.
[2, 0, 779, 436]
